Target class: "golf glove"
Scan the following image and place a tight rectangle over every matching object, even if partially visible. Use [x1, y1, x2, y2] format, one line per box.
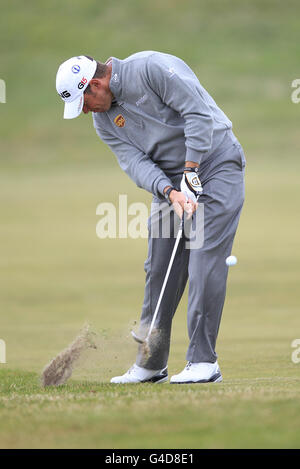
[180, 168, 203, 203]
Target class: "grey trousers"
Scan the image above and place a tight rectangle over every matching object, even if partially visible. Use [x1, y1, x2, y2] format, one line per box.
[136, 130, 246, 369]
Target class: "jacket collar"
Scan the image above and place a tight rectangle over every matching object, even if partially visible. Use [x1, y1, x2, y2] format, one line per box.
[109, 57, 123, 102]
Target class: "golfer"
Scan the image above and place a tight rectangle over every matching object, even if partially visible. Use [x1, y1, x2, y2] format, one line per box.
[56, 51, 245, 383]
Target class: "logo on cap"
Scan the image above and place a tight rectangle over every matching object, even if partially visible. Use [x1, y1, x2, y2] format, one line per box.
[60, 90, 71, 99]
[72, 65, 80, 74]
[78, 77, 88, 90]
[114, 114, 125, 127]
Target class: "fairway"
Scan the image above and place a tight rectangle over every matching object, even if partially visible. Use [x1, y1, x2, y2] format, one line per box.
[1, 0, 300, 449]
[1, 369, 300, 449]
[1, 160, 299, 449]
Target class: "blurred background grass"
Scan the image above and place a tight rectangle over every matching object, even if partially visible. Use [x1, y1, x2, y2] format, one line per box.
[1, 0, 299, 166]
[0, 0, 300, 448]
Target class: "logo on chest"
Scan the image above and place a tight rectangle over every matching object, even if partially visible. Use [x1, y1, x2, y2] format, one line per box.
[114, 114, 126, 128]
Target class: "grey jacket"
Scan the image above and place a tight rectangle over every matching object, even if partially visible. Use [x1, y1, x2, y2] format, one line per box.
[93, 51, 232, 198]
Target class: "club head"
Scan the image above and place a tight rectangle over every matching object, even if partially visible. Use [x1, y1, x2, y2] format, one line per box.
[130, 330, 145, 345]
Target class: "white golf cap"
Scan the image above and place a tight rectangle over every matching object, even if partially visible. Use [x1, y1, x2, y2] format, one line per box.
[56, 56, 97, 119]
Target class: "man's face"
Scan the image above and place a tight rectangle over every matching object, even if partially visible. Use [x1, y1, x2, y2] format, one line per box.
[82, 80, 113, 114]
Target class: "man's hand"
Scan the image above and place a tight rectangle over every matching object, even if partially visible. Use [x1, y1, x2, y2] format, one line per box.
[169, 189, 197, 220]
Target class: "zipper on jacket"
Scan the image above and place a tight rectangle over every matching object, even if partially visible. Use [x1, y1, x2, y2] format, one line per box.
[117, 101, 143, 127]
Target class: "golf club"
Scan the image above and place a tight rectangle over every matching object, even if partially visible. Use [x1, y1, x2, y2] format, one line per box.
[131, 216, 184, 346]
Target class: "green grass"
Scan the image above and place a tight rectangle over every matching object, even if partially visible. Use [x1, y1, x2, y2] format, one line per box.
[1, 0, 300, 450]
[1, 369, 300, 449]
[0, 161, 300, 448]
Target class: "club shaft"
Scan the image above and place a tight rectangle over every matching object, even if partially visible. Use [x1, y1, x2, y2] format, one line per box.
[147, 224, 183, 340]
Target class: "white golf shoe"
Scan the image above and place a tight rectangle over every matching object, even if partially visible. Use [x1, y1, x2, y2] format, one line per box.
[170, 361, 222, 384]
[110, 364, 168, 384]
